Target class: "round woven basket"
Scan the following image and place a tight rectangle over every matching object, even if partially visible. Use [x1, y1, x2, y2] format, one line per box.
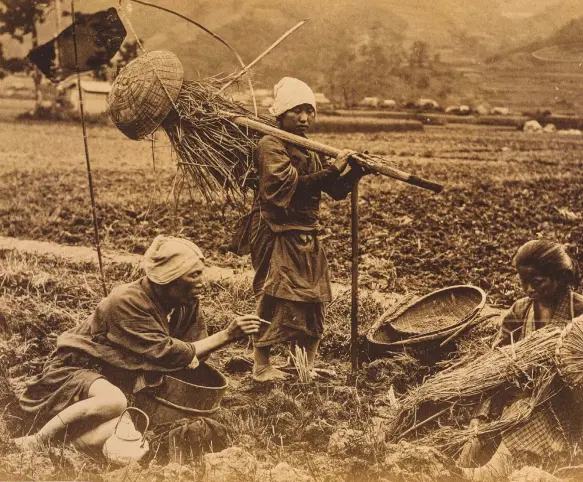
[384, 285, 486, 336]
[556, 318, 583, 387]
[107, 50, 184, 140]
[366, 286, 487, 361]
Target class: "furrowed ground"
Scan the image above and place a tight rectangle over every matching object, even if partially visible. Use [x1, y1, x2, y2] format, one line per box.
[2, 119, 583, 305]
[1, 117, 583, 481]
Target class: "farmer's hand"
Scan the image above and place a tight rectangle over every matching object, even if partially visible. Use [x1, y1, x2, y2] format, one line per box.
[225, 314, 261, 341]
[458, 418, 484, 467]
[469, 417, 482, 431]
[334, 149, 356, 175]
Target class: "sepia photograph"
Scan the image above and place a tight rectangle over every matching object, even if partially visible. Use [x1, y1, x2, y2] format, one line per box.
[1, 0, 583, 480]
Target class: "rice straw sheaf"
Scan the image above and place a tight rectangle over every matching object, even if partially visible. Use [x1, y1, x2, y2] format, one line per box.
[387, 327, 563, 441]
[412, 370, 559, 454]
[162, 78, 276, 204]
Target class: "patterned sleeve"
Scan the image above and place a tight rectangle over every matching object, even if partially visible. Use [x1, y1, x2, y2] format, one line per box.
[491, 299, 528, 348]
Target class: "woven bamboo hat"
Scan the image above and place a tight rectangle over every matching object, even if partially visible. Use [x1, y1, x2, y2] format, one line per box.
[107, 50, 184, 140]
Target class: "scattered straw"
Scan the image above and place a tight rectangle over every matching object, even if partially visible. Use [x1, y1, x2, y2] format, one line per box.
[289, 345, 311, 383]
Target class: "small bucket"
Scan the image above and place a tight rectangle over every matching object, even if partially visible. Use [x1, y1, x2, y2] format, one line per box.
[135, 363, 228, 426]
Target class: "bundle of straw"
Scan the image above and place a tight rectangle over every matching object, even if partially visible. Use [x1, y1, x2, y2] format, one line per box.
[412, 370, 558, 454]
[556, 318, 583, 387]
[162, 78, 276, 203]
[289, 345, 311, 383]
[387, 327, 563, 440]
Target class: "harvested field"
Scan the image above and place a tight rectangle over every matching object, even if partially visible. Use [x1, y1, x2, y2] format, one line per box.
[1, 118, 583, 480]
[2, 120, 582, 305]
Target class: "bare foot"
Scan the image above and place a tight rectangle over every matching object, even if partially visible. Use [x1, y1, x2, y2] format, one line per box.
[252, 365, 289, 382]
[12, 434, 42, 451]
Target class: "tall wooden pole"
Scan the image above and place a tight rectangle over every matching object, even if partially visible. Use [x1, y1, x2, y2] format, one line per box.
[71, 0, 108, 297]
[54, 0, 61, 71]
[350, 179, 360, 376]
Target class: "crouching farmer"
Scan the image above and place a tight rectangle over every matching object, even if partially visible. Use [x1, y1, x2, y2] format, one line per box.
[15, 235, 260, 451]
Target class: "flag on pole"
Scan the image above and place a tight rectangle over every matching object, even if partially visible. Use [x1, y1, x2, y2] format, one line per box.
[27, 7, 127, 83]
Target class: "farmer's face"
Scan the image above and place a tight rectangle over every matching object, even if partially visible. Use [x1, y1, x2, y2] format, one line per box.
[165, 260, 207, 306]
[279, 104, 315, 135]
[517, 266, 559, 303]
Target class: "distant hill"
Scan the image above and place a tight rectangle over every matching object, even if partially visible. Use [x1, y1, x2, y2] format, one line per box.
[3, 0, 583, 68]
[3, 0, 583, 110]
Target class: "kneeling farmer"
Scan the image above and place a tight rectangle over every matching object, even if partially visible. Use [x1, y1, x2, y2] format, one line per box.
[15, 235, 260, 450]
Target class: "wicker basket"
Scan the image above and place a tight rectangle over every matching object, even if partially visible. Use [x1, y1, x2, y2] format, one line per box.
[107, 50, 184, 140]
[367, 285, 486, 357]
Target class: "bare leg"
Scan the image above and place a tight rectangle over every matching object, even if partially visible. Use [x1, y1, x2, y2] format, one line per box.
[14, 378, 127, 450]
[72, 417, 119, 451]
[252, 345, 287, 382]
[299, 338, 320, 372]
[461, 441, 513, 481]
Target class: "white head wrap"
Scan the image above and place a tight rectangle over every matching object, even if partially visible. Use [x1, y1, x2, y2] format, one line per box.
[268, 77, 316, 117]
[143, 235, 205, 285]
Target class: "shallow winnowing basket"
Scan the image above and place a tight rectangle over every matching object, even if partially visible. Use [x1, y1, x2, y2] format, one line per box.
[556, 318, 583, 387]
[367, 285, 486, 355]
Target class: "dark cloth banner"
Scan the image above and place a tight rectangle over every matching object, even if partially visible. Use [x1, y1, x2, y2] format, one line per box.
[27, 7, 126, 83]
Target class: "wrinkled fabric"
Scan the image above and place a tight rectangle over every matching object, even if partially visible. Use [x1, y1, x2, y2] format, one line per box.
[253, 294, 324, 346]
[269, 77, 316, 117]
[19, 350, 105, 427]
[253, 135, 352, 233]
[493, 290, 583, 347]
[143, 235, 205, 285]
[250, 206, 331, 303]
[150, 417, 229, 464]
[57, 278, 205, 372]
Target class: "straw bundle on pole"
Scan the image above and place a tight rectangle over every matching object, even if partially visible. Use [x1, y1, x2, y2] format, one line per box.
[107, 50, 443, 204]
[162, 78, 276, 202]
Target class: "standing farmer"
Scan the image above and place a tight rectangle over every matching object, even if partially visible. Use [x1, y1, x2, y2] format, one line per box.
[248, 77, 367, 382]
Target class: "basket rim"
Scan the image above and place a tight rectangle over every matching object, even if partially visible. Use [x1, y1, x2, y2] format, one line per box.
[367, 284, 487, 346]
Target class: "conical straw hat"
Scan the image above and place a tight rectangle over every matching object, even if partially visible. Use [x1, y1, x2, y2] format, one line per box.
[107, 50, 184, 140]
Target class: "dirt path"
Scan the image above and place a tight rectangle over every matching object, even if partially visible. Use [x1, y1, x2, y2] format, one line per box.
[0, 235, 502, 316]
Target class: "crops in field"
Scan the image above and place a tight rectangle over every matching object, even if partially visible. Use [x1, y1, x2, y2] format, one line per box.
[2, 120, 582, 305]
[2, 118, 583, 480]
[313, 116, 424, 133]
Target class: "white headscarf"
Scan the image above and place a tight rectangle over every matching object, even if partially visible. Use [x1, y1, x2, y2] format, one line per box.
[143, 235, 205, 285]
[268, 77, 316, 117]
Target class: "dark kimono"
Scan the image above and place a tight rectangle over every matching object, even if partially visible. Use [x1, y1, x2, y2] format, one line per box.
[20, 277, 207, 426]
[250, 135, 359, 346]
[465, 290, 583, 464]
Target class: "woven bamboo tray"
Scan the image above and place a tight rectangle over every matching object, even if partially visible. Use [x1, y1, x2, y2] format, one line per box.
[367, 285, 486, 357]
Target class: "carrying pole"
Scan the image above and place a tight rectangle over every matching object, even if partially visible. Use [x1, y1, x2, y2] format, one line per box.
[229, 114, 443, 193]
